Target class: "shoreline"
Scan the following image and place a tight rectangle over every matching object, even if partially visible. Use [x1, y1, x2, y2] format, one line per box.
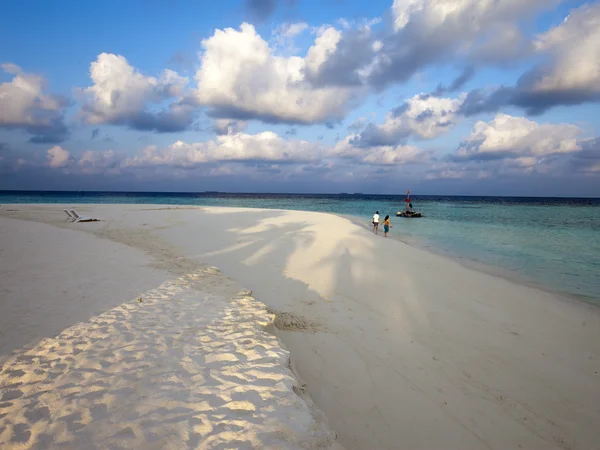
[4, 200, 596, 306]
[1, 204, 599, 449]
[344, 214, 600, 308]
[4, 201, 595, 309]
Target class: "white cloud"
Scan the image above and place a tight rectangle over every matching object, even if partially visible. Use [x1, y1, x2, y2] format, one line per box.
[270, 22, 309, 54]
[213, 118, 248, 135]
[392, 0, 555, 36]
[352, 93, 465, 146]
[366, 0, 558, 86]
[125, 131, 322, 168]
[455, 3, 600, 115]
[78, 150, 122, 174]
[194, 23, 363, 124]
[304, 27, 343, 76]
[306, 23, 379, 87]
[47, 146, 72, 168]
[0, 64, 69, 142]
[80, 53, 193, 132]
[0, 63, 21, 75]
[457, 114, 581, 159]
[392, 0, 424, 31]
[529, 3, 600, 95]
[281, 22, 308, 38]
[331, 135, 429, 165]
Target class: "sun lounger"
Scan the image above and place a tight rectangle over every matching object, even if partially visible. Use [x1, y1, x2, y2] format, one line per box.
[70, 210, 100, 222]
[63, 210, 76, 221]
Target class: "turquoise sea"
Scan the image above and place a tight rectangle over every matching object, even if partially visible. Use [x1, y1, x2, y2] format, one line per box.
[2, 191, 599, 304]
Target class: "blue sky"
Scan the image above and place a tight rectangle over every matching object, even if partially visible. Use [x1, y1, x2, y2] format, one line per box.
[1, 0, 599, 195]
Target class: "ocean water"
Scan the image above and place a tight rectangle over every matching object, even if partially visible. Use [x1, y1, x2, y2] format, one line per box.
[2, 191, 599, 303]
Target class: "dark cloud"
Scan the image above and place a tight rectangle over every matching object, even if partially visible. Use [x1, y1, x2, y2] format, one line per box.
[306, 28, 376, 87]
[311, 2, 558, 92]
[459, 81, 600, 117]
[349, 123, 407, 147]
[0, 105, 70, 144]
[457, 87, 515, 116]
[82, 102, 196, 133]
[212, 119, 247, 135]
[365, 21, 462, 88]
[0, 68, 71, 143]
[347, 119, 368, 133]
[245, 0, 291, 21]
[205, 105, 315, 126]
[432, 67, 475, 97]
[299, 164, 330, 174]
[448, 149, 515, 162]
[26, 119, 70, 144]
[569, 138, 600, 172]
[512, 68, 600, 114]
[129, 108, 195, 132]
[414, 109, 434, 123]
[391, 102, 410, 117]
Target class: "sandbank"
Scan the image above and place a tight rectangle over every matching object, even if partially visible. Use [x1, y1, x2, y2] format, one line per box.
[1, 204, 599, 450]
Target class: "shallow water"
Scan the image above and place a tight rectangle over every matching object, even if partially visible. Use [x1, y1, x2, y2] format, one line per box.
[2, 191, 599, 303]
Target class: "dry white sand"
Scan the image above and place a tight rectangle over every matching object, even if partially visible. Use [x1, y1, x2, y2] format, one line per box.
[0, 214, 340, 449]
[1, 204, 599, 450]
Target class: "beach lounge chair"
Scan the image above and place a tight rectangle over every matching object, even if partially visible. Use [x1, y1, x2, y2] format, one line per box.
[70, 210, 99, 222]
[63, 210, 76, 222]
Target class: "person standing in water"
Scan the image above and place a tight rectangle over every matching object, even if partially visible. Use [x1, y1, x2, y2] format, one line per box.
[372, 211, 380, 234]
[383, 215, 392, 237]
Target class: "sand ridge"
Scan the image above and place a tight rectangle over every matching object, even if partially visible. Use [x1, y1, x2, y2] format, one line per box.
[0, 214, 342, 449]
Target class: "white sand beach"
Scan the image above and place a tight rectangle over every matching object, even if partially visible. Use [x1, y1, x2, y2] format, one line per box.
[1, 204, 599, 450]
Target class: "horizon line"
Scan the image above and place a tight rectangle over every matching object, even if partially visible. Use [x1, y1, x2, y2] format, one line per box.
[1, 190, 599, 200]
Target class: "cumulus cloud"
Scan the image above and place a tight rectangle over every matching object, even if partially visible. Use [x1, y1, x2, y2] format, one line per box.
[80, 53, 195, 132]
[516, 3, 600, 111]
[125, 131, 322, 168]
[365, 0, 556, 87]
[248, 0, 554, 93]
[0, 64, 69, 143]
[194, 23, 365, 125]
[305, 25, 379, 87]
[332, 135, 429, 165]
[47, 145, 72, 168]
[78, 150, 123, 174]
[455, 114, 581, 161]
[351, 93, 465, 146]
[460, 3, 600, 115]
[26, 122, 599, 192]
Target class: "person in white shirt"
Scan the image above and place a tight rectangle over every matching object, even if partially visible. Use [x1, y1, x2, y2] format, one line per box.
[372, 211, 380, 234]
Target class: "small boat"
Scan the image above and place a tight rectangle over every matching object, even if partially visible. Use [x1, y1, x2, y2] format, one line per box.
[396, 211, 423, 218]
[396, 189, 423, 218]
